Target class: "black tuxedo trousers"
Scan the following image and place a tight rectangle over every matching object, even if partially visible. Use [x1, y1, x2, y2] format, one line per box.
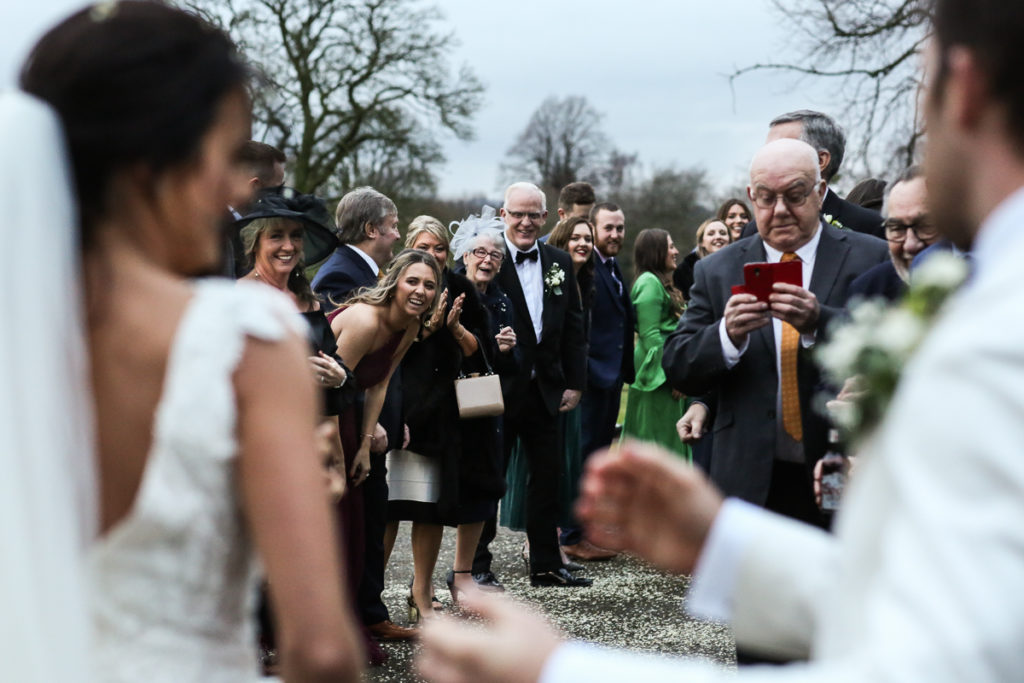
[474, 380, 564, 573]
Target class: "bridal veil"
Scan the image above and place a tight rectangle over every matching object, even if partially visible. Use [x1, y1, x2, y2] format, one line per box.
[0, 90, 96, 681]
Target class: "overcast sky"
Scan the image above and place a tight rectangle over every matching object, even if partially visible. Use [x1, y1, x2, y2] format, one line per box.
[4, 1, 842, 199]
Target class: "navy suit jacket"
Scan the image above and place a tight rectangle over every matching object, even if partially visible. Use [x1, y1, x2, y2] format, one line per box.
[497, 242, 588, 416]
[311, 244, 377, 306]
[663, 222, 889, 505]
[848, 259, 907, 303]
[588, 256, 635, 389]
[822, 189, 885, 239]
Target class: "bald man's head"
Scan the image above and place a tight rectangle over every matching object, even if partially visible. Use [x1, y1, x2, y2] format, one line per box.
[747, 139, 826, 252]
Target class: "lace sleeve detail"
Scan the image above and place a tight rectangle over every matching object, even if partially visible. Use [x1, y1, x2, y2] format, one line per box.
[152, 280, 309, 465]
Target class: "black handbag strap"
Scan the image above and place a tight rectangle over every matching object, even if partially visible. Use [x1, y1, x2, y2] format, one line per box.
[457, 331, 495, 379]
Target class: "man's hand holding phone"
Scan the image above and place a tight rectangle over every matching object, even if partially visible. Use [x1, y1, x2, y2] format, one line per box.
[769, 282, 820, 334]
[724, 291, 770, 347]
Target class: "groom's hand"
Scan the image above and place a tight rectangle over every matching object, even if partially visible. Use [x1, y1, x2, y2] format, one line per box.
[417, 593, 560, 683]
[576, 440, 723, 575]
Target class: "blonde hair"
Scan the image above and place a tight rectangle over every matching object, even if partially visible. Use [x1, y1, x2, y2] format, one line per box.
[405, 215, 450, 266]
[343, 249, 442, 324]
[695, 219, 732, 258]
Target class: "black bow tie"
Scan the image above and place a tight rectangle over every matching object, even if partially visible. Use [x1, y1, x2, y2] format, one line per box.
[515, 249, 539, 264]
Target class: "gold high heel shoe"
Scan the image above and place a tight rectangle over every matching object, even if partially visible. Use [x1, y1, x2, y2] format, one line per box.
[407, 593, 420, 625]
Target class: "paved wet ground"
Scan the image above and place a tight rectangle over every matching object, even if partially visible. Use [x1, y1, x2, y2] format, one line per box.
[368, 523, 736, 681]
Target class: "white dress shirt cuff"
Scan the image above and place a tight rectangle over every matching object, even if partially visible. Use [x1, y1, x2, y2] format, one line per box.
[718, 319, 747, 368]
[685, 498, 764, 623]
[800, 330, 817, 348]
[540, 642, 695, 683]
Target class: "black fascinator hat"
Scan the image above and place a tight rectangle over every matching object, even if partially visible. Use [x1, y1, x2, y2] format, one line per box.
[235, 188, 340, 267]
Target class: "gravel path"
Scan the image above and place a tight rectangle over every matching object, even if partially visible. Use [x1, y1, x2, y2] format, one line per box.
[367, 523, 736, 681]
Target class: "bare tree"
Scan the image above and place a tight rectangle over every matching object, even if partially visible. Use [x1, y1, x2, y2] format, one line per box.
[186, 0, 483, 198]
[615, 165, 712, 274]
[731, 0, 930, 180]
[501, 95, 614, 193]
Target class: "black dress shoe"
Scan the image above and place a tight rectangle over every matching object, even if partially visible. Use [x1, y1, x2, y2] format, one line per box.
[530, 567, 593, 587]
[564, 560, 585, 572]
[472, 571, 505, 592]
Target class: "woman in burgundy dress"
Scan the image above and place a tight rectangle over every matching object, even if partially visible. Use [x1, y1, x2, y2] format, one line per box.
[328, 249, 442, 659]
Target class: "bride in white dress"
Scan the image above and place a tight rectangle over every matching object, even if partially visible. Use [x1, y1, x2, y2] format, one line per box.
[4, 2, 363, 681]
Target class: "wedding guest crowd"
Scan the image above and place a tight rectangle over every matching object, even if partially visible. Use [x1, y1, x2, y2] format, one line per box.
[227, 121, 902, 673]
[239, 118, 900, 670]
[418, 2, 1024, 680]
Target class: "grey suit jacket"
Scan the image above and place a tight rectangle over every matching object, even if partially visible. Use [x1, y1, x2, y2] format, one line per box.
[663, 222, 888, 505]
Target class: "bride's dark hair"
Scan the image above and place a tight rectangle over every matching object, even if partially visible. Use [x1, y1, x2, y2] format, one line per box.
[19, 1, 249, 244]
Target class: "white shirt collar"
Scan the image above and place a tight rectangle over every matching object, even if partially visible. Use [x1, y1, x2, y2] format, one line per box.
[348, 243, 379, 276]
[761, 222, 822, 267]
[971, 185, 1024, 277]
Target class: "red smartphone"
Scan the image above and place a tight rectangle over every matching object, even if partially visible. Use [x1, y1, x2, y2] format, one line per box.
[742, 261, 802, 302]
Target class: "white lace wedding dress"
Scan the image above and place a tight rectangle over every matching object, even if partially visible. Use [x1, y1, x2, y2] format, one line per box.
[87, 279, 303, 682]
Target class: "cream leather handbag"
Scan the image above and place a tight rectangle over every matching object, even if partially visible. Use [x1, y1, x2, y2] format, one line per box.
[454, 352, 504, 418]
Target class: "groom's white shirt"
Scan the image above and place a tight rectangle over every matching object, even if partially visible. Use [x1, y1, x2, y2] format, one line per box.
[541, 186, 1024, 682]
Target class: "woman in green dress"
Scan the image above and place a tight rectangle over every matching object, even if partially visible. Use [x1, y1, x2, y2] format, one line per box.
[622, 228, 691, 460]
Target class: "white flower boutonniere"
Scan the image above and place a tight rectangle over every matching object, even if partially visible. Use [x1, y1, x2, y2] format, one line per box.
[544, 263, 565, 296]
[817, 251, 968, 445]
[823, 213, 847, 230]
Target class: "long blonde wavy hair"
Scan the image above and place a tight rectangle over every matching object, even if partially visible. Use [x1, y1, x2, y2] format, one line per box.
[343, 248, 443, 323]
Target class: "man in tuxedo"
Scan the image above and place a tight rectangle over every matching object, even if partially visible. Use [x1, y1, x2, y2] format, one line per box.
[848, 166, 938, 303]
[415, 3, 1024, 680]
[663, 138, 888, 529]
[310, 186, 413, 644]
[741, 110, 885, 240]
[472, 181, 590, 588]
[559, 202, 634, 561]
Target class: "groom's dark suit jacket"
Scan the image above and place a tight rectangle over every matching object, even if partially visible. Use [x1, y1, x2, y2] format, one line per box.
[497, 242, 587, 416]
[663, 222, 888, 505]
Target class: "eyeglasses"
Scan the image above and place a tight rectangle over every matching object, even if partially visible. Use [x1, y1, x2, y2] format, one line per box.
[883, 218, 938, 243]
[470, 247, 504, 263]
[751, 185, 816, 210]
[505, 210, 544, 222]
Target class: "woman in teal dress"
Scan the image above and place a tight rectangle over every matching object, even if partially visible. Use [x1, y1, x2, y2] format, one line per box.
[622, 228, 691, 460]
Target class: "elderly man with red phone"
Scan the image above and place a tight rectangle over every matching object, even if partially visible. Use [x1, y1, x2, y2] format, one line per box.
[663, 138, 887, 532]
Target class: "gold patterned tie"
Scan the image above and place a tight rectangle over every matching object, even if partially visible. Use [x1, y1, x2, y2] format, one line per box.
[780, 252, 802, 442]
